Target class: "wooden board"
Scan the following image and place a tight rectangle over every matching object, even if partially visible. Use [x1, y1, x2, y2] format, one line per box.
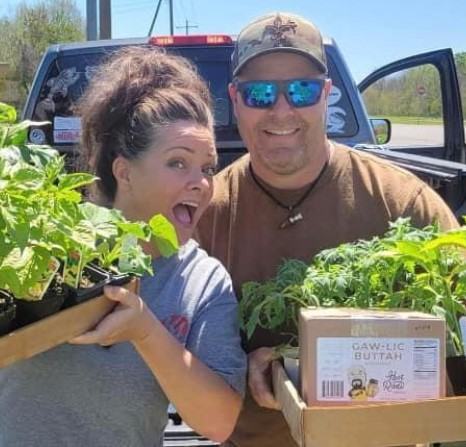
[0, 279, 138, 368]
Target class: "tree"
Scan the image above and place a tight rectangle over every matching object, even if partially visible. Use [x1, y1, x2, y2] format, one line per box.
[0, 0, 84, 109]
[455, 52, 466, 120]
[362, 56, 466, 120]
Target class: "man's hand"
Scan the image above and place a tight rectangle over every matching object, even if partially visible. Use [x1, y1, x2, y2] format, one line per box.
[248, 347, 281, 410]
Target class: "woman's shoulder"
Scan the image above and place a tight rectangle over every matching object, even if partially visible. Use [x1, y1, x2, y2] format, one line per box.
[181, 239, 234, 293]
[155, 240, 236, 329]
[179, 239, 227, 272]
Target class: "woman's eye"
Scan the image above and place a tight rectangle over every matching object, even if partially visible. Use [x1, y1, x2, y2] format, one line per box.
[202, 165, 217, 177]
[168, 159, 186, 170]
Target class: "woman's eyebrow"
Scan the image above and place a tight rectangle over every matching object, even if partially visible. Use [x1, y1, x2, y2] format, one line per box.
[163, 146, 195, 154]
[163, 146, 217, 160]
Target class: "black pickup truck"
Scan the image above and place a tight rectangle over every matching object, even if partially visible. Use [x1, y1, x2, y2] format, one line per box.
[21, 34, 466, 445]
[22, 34, 466, 217]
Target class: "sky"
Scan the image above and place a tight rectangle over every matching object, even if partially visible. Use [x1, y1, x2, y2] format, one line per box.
[1, 0, 465, 82]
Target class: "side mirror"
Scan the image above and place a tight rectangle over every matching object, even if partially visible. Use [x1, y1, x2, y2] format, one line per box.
[370, 118, 391, 145]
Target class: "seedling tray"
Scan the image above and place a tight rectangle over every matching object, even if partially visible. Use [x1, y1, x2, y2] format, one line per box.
[0, 278, 139, 369]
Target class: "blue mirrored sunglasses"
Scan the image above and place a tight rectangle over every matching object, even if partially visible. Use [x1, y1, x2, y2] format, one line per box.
[235, 78, 326, 109]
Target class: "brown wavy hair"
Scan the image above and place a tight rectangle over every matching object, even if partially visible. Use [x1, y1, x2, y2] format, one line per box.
[78, 46, 213, 205]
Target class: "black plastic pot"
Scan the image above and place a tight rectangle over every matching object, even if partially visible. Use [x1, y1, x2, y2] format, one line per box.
[107, 271, 133, 287]
[63, 264, 133, 309]
[446, 355, 466, 396]
[65, 264, 111, 305]
[14, 278, 68, 327]
[0, 289, 16, 335]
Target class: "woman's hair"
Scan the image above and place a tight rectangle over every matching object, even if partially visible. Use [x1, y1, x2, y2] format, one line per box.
[78, 46, 214, 205]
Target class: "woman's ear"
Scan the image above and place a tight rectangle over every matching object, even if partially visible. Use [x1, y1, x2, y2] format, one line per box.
[112, 156, 132, 191]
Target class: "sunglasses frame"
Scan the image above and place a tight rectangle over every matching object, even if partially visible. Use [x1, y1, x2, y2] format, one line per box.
[234, 78, 327, 109]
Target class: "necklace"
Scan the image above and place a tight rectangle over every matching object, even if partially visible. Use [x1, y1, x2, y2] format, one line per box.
[249, 161, 328, 229]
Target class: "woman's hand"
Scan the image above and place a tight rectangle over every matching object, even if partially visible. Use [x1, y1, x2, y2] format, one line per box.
[69, 285, 154, 346]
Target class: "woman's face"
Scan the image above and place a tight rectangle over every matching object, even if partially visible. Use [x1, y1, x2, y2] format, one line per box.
[113, 120, 217, 246]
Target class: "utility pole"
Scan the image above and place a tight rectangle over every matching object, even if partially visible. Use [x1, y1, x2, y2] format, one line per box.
[147, 0, 164, 37]
[168, 0, 174, 35]
[176, 19, 198, 35]
[99, 0, 112, 39]
[86, 0, 98, 41]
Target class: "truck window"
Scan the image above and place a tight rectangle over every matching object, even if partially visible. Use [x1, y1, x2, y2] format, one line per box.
[30, 47, 231, 148]
[362, 64, 445, 148]
[326, 54, 358, 139]
[31, 52, 108, 147]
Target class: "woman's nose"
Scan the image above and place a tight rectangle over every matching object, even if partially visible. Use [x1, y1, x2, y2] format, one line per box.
[187, 169, 210, 191]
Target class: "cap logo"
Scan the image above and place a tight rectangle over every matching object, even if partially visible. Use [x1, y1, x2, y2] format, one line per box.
[264, 15, 298, 47]
[240, 14, 298, 58]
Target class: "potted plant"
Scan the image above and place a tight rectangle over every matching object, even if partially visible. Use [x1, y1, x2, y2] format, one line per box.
[0, 102, 179, 330]
[240, 218, 466, 395]
[1, 251, 68, 326]
[59, 203, 176, 304]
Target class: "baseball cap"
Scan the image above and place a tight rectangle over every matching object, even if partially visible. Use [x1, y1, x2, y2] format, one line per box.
[232, 12, 328, 76]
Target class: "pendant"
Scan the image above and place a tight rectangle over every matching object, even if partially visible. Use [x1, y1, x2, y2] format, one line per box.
[279, 212, 303, 230]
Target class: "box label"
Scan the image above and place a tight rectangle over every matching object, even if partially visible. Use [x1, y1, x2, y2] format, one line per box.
[316, 337, 440, 401]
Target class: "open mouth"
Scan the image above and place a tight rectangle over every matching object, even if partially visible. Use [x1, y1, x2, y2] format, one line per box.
[172, 201, 199, 227]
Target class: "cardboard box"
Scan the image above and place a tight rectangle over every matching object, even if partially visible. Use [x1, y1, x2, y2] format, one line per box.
[0, 278, 139, 369]
[299, 308, 446, 406]
[273, 361, 466, 447]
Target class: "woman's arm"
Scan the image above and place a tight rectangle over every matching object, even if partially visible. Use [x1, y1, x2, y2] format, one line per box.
[70, 285, 242, 442]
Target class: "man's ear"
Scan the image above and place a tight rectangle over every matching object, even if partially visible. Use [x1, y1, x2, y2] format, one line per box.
[323, 78, 333, 100]
[112, 156, 132, 191]
[228, 82, 239, 118]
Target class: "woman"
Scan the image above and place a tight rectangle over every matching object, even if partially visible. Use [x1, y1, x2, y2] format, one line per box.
[0, 47, 246, 446]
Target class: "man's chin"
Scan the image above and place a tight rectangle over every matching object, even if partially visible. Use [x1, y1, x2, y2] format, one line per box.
[262, 157, 305, 176]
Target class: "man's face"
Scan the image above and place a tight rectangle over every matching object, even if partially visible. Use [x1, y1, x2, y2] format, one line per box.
[229, 52, 331, 185]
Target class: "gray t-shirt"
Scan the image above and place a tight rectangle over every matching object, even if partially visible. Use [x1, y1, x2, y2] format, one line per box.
[0, 240, 246, 447]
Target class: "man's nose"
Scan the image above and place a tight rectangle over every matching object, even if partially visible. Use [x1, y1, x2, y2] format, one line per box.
[271, 92, 294, 114]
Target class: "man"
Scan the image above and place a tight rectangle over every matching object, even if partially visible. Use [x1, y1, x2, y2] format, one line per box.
[197, 11, 458, 447]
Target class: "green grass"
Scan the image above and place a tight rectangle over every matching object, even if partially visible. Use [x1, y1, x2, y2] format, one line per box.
[378, 116, 444, 125]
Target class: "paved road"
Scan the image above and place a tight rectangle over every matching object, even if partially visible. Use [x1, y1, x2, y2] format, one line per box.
[388, 123, 466, 147]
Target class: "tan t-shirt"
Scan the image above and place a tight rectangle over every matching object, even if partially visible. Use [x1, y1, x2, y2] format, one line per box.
[197, 143, 459, 447]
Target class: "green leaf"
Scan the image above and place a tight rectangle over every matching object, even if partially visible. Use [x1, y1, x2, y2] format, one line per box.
[58, 173, 97, 191]
[19, 144, 58, 167]
[148, 214, 179, 257]
[117, 221, 150, 240]
[0, 102, 17, 124]
[12, 167, 43, 187]
[70, 221, 97, 250]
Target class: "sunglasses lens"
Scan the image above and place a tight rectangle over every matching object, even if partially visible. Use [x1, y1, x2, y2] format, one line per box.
[287, 80, 323, 107]
[241, 82, 277, 108]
